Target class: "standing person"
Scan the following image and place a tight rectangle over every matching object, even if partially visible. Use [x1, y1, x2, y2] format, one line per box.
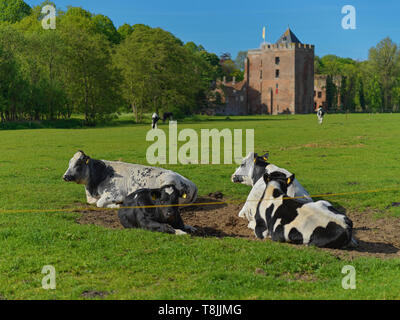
[152, 112, 160, 129]
[317, 107, 326, 125]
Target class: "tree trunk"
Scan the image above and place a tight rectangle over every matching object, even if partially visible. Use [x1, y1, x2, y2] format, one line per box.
[131, 103, 138, 122]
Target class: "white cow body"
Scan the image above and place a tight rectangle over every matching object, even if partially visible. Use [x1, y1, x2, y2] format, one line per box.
[94, 161, 197, 208]
[63, 151, 198, 208]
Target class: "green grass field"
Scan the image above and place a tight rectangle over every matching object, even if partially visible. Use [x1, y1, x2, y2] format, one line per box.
[1, 113, 400, 300]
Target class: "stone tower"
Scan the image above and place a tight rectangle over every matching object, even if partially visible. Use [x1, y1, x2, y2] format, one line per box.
[245, 28, 315, 115]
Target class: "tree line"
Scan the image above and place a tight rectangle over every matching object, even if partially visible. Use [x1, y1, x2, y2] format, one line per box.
[0, 0, 243, 125]
[315, 37, 400, 113]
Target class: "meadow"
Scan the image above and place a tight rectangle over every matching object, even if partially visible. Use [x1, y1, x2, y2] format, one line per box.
[1, 113, 400, 299]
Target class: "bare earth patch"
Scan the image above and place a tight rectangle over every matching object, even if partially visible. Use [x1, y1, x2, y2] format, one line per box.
[75, 196, 400, 260]
[280, 142, 365, 151]
[81, 290, 110, 299]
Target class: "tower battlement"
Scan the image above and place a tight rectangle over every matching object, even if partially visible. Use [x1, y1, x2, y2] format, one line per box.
[248, 43, 314, 54]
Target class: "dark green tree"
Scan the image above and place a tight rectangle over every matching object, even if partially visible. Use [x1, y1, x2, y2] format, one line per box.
[0, 0, 31, 23]
[59, 10, 123, 124]
[369, 37, 400, 111]
[92, 14, 121, 44]
[118, 23, 134, 41]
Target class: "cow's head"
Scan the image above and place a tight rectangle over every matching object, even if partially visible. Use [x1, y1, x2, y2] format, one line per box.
[63, 151, 91, 184]
[231, 152, 269, 186]
[153, 185, 183, 222]
[263, 171, 295, 195]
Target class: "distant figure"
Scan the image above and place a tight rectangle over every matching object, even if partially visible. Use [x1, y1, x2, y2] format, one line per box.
[317, 107, 326, 125]
[163, 112, 173, 123]
[152, 113, 160, 129]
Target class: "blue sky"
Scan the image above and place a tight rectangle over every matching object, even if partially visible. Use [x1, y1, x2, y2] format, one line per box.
[25, 0, 400, 61]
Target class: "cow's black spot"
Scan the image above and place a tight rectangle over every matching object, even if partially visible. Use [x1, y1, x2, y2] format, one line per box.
[327, 206, 344, 215]
[344, 216, 353, 229]
[87, 160, 115, 197]
[271, 224, 285, 242]
[273, 189, 283, 198]
[254, 189, 268, 239]
[272, 199, 301, 226]
[251, 159, 268, 185]
[288, 228, 304, 244]
[265, 204, 275, 232]
[255, 218, 267, 240]
[264, 193, 302, 243]
[309, 222, 351, 249]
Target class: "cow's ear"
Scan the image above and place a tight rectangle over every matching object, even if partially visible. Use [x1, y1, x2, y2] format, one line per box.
[261, 152, 269, 162]
[253, 153, 259, 163]
[287, 174, 295, 186]
[82, 154, 90, 165]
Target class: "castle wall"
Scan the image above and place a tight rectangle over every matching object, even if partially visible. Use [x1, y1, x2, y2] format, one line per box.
[246, 43, 314, 115]
[295, 46, 315, 113]
[314, 75, 327, 110]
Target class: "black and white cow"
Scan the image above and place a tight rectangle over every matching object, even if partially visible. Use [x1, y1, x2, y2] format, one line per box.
[245, 171, 354, 248]
[232, 152, 312, 201]
[63, 151, 198, 208]
[152, 113, 160, 129]
[118, 185, 193, 235]
[232, 153, 312, 229]
[162, 112, 173, 123]
[317, 107, 326, 125]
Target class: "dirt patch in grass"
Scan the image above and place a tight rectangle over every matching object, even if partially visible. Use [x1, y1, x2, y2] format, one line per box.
[325, 209, 400, 260]
[81, 290, 110, 299]
[280, 142, 365, 151]
[75, 196, 400, 259]
[74, 205, 123, 230]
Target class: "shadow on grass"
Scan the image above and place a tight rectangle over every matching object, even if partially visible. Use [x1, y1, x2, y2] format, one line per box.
[0, 118, 139, 131]
[0, 114, 298, 131]
[180, 117, 297, 125]
[350, 239, 399, 255]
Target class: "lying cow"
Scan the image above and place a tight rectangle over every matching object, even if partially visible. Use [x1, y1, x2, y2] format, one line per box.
[232, 152, 312, 202]
[118, 185, 193, 235]
[245, 171, 354, 248]
[63, 151, 198, 208]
